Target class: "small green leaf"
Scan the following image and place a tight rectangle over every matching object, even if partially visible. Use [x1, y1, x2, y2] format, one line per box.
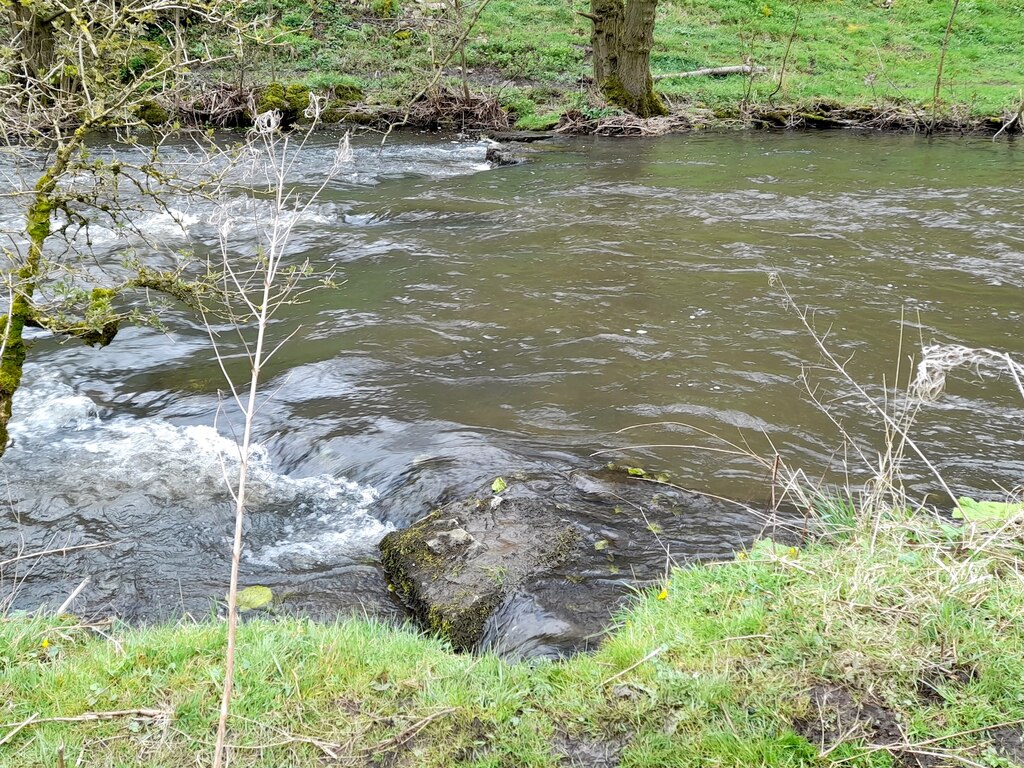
[594, 539, 609, 551]
[235, 586, 273, 612]
[938, 523, 962, 541]
[749, 538, 791, 560]
[491, 477, 507, 494]
[953, 497, 1024, 522]
[626, 466, 647, 477]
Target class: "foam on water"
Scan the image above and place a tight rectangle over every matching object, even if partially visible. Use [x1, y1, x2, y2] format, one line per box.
[8, 368, 101, 435]
[7, 366, 389, 565]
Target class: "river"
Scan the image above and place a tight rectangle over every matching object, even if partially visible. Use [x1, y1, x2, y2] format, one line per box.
[1, 131, 1021, 628]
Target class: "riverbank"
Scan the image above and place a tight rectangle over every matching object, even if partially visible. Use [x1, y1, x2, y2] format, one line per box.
[4, 507, 1024, 766]
[180, 0, 1024, 135]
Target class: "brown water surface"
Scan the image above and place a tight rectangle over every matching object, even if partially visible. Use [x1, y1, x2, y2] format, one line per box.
[1, 131, 1021, 628]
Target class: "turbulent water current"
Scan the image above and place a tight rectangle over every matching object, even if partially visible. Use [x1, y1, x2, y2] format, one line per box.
[1, 132, 1021, 630]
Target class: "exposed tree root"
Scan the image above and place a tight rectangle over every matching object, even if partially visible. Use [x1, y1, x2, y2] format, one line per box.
[554, 109, 706, 136]
[381, 87, 511, 131]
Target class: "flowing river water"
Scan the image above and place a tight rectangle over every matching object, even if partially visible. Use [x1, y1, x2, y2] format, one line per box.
[1, 132, 1022, 641]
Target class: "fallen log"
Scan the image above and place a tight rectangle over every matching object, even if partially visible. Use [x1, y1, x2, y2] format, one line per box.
[654, 65, 766, 81]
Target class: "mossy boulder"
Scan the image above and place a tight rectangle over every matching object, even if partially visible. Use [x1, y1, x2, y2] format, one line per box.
[136, 99, 170, 126]
[331, 82, 364, 103]
[380, 494, 583, 653]
[379, 469, 776, 658]
[255, 82, 311, 126]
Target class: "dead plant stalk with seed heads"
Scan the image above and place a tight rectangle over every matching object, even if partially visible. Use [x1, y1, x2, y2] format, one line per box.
[208, 99, 351, 768]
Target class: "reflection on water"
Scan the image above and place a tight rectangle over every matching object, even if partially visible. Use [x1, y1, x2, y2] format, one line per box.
[1, 132, 1022, 623]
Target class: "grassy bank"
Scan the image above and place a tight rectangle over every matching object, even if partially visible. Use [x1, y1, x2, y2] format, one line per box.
[4, 507, 1024, 766]
[220, 0, 1024, 131]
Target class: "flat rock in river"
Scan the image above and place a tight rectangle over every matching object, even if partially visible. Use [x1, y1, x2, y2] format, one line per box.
[484, 130, 555, 143]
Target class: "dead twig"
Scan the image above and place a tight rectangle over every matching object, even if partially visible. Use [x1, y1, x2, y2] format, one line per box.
[363, 708, 457, 755]
[993, 96, 1024, 140]
[0, 709, 168, 727]
[56, 577, 90, 615]
[601, 644, 668, 687]
[0, 713, 39, 747]
[0, 709, 168, 745]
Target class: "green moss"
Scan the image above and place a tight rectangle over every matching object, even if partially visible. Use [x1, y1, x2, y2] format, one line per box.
[136, 99, 170, 125]
[514, 111, 562, 130]
[426, 593, 502, 651]
[331, 83, 364, 103]
[255, 82, 311, 125]
[80, 288, 120, 347]
[26, 199, 54, 246]
[284, 83, 311, 113]
[599, 74, 668, 118]
[370, 0, 399, 19]
[320, 85, 367, 122]
[256, 82, 287, 113]
[378, 510, 444, 602]
[128, 268, 208, 309]
[0, 313, 27, 395]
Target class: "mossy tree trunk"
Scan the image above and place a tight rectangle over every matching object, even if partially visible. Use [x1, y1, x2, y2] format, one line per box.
[588, 0, 667, 117]
[0, 144, 73, 455]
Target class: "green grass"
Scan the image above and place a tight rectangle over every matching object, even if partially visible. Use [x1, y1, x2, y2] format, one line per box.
[223, 0, 1024, 125]
[5, 509, 1024, 766]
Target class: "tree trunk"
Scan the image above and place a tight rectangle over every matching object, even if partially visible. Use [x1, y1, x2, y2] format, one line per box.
[6, 2, 71, 102]
[589, 0, 667, 117]
[0, 197, 49, 455]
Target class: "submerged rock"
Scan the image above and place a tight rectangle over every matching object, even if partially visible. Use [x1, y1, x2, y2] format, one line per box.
[379, 469, 792, 658]
[484, 143, 525, 166]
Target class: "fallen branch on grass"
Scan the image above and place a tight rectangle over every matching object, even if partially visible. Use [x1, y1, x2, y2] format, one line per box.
[363, 708, 458, 755]
[0, 709, 169, 729]
[654, 65, 765, 80]
[601, 644, 668, 687]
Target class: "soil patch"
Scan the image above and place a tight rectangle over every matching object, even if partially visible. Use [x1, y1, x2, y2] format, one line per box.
[552, 731, 628, 767]
[989, 726, 1024, 765]
[794, 684, 938, 768]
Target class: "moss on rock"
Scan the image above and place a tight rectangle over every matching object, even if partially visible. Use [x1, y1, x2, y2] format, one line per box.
[255, 82, 311, 126]
[136, 99, 170, 125]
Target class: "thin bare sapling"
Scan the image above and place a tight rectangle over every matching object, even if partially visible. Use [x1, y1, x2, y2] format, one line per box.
[207, 100, 350, 768]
